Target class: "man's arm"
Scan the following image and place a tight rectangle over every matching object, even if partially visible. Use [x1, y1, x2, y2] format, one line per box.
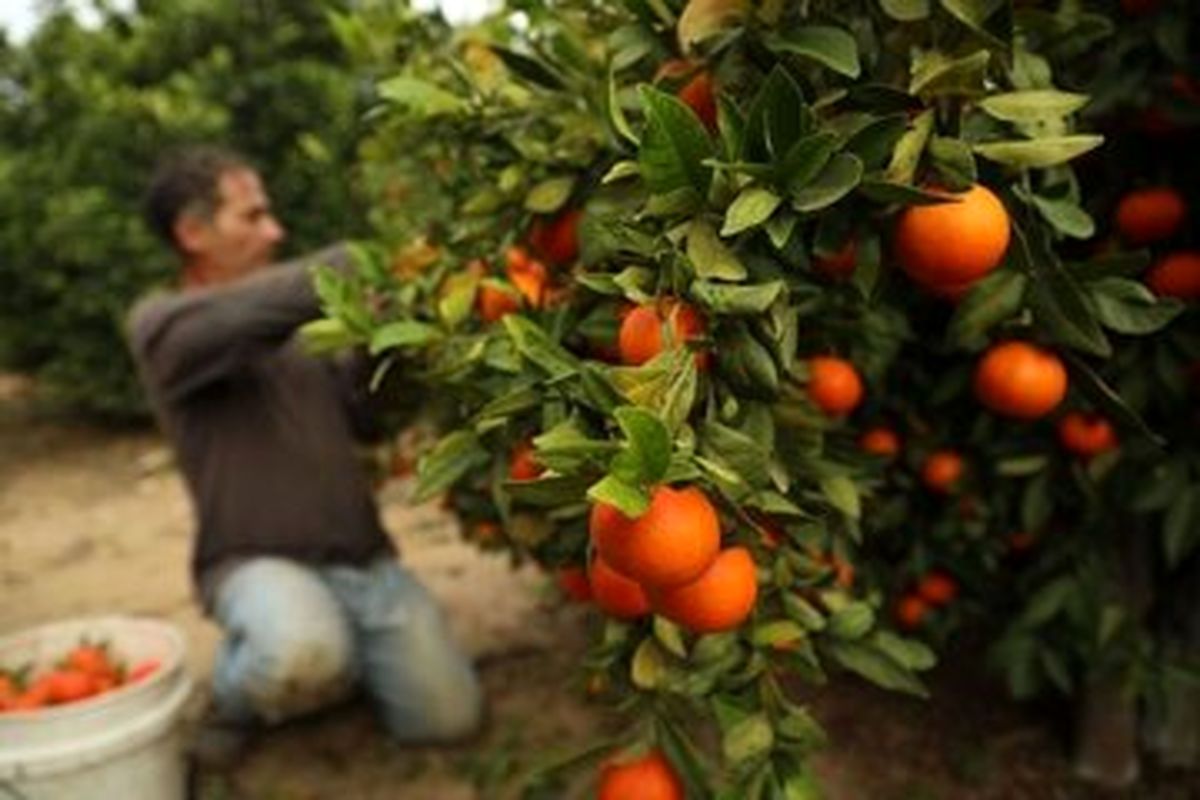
[127, 244, 351, 404]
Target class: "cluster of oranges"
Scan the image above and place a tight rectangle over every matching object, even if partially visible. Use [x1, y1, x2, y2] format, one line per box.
[585, 485, 758, 634]
[1114, 187, 1198, 300]
[475, 208, 581, 322]
[0, 642, 159, 712]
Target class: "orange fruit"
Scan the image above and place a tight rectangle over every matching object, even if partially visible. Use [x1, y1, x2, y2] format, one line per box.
[1120, 0, 1161, 16]
[126, 659, 161, 684]
[528, 208, 582, 266]
[813, 239, 857, 280]
[652, 547, 758, 633]
[556, 567, 593, 603]
[1146, 251, 1200, 300]
[806, 356, 864, 416]
[589, 557, 651, 620]
[8, 678, 52, 711]
[916, 571, 958, 607]
[678, 71, 718, 131]
[45, 669, 98, 704]
[895, 594, 930, 630]
[66, 644, 116, 680]
[1007, 530, 1036, 554]
[477, 282, 521, 322]
[1115, 187, 1186, 245]
[617, 301, 708, 369]
[921, 449, 964, 493]
[974, 341, 1067, 420]
[503, 245, 549, 306]
[893, 184, 1011, 297]
[859, 426, 901, 458]
[508, 440, 544, 481]
[590, 485, 721, 589]
[1057, 411, 1118, 459]
[597, 749, 684, 800]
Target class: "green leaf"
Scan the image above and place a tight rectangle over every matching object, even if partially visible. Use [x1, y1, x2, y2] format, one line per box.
[1064, 353, 1164, 447]
[1164, 486, 1200, 569]
[910, 49, 990, 97]
[505, 474, 594, 507]
[1019, 577, 1073, 628]
[1087, 278, 1184, 335]
[879, 0, 930, 21]
[741, 66, 809, 164]
[722, 187, 783, 236]
[489, 45, 567, 90]
[928, 136, 977, 189]
[1030, 264, 1112, 357]
[791, 153, 863, 212]
[678, 0, 749, 51]
[751, 620, 807, 648]
[688, 219, 748, 280]
[587, 474, 649, 518]
[414, 430, 489, 502]
[973, 136, 1104, 169]
[1020, 470, 1053, 532]
[828, 602, 874, 639]
[299, 318, 361, 354]
[781, 133, 840, 194]
[859, 180, 953, 206]
[844, 115, 909, 171]
[820, 475, 861, 520]
[979, 90, 1090, 122]
[524, 176, 576, 213]
[764, 26, 861, 79]
[700, 419, 774, 489]
[631, 637, 668, 690]
[871, 631, 937, 670]
[368, 320, 440, 355]
[722, 713, 774, 765]
[607, 65, 639, 147]
[691, 280, 785, 314]
[938, 0, 1009, 50]
[639, 85, 715, 199]
[602, 160, 640, 184]
[884, 109, 934, 185]
[503, 315, 581, 378]
[613, 406, 672, 485]
[377, 75, 467, 117]
[825, 640, 928, 697]
[654, 617, 689, 658]
[1030, 195, 1095, 239]
[946, 269, 1028, 346]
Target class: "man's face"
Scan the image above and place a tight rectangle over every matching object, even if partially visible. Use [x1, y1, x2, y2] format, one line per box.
[183, 168, 286, 282]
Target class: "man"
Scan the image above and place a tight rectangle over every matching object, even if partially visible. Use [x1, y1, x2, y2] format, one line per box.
[128, 146, 482, 763]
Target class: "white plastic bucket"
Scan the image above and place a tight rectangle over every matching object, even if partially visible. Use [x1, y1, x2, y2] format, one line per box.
[0, 616, 193, 800]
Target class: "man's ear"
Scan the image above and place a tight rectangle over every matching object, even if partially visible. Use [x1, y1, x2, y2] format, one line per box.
[172, 213, 211, 256]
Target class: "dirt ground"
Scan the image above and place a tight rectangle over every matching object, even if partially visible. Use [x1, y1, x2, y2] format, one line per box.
[2, 373, 1198, 799]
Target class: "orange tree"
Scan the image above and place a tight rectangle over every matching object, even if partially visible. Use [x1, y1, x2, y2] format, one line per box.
[308, 0, 1186, 794]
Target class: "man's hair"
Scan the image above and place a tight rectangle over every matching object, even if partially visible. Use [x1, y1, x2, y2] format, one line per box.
[143, 146, 252, 250]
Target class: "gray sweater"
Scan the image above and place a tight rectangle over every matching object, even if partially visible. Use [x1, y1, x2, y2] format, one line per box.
[127, 245, 393, 591]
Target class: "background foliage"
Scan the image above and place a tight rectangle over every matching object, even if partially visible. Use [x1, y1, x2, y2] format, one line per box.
[0, 0, 366, 418]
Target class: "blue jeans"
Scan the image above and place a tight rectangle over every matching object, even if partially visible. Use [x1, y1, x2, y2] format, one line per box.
[210, 556, 482, 743]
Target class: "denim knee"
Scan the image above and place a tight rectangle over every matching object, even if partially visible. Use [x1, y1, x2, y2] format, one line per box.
[240, 628, 356, 723]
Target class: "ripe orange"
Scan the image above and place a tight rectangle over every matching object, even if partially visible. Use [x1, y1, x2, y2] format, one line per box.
[477, 282, 521, 322]
[859, 426, 901, 458]
[590, 484, 721, 589]
[678, 71, 718, 131]
[528, 208, 582, 266]
[1007, 530, 1036, 554]
[556, 566, 593, 604]
[974, 341, 1067, 420]
[1146, 251, 1200, 300]
[1057, 411, 1118, 459]
[508, 440, 544, 481]
[45, 669, 97, 704]
[916, 571, 958, 607]
[893, 184, 1011, 297]
[1115, 187, 1186, 245]
[589, 557, 651, 620]
[126, 659, 161, 684]
[895, 593, 930, 630]
[813, 240, 857, 280]
[806, 356, 864, 416]
[652, 547, 758, 633]
[921, 449, 964, 493]
[504, 245, 549, 307]
[66, 644, 116, 680]
[597, 749, 684, 800]
[617, 301, 708, 369]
